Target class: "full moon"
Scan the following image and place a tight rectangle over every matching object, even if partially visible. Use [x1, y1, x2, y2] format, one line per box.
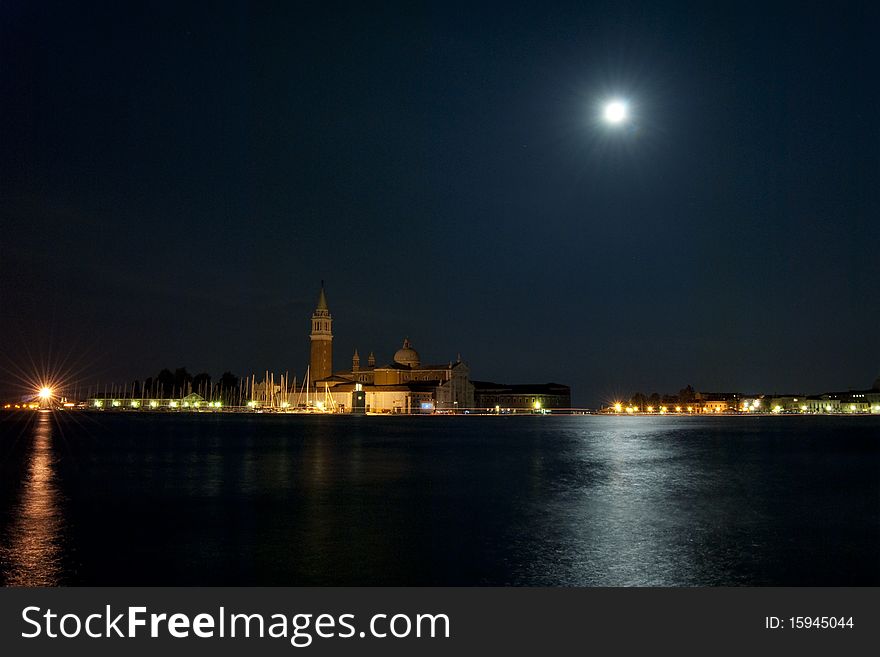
[603, 100, 628, 124]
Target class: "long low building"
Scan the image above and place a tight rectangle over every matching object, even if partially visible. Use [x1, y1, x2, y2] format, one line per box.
[472, 381, 572, 412]
[88, 393, 220, 409]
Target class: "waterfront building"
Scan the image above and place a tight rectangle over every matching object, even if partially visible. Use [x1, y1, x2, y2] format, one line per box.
[803, 396, 841, 413]
[806, 389, 880, 414]
[694, 391, 747, 413]
[701, 400, 730, 413]
[768, 395, 809, 413]
[837, 391, 874, 414]
[472, 381, 571, 412]
[841, 400, 871, 413]
[305, 286, 475, 413]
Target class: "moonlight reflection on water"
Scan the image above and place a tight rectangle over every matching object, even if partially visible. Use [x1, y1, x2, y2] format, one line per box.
[0, 413, 878, 586]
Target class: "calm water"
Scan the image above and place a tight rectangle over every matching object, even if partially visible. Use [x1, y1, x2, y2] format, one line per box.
[1, 412, 878, 586]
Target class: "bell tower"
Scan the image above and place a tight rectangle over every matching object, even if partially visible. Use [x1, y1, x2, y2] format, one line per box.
[309, 282, 333, 382]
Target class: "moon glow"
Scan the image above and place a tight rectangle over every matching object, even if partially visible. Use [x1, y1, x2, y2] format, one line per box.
[603, 100, 628, 124]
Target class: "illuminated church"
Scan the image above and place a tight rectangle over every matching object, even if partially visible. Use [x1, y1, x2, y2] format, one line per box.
[307, 285, 475, 413]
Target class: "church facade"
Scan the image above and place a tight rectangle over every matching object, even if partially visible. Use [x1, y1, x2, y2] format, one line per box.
[307, 285, 475, 414]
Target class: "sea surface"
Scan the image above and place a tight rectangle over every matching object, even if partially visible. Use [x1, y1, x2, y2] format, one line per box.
[1, 412, 878, 586]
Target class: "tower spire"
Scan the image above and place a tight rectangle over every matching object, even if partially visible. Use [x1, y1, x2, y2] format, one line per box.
[316, 281, 328, 311]
[309, 282, 333, 382]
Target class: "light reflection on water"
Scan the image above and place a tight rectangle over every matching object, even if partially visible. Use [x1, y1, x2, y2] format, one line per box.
[1, 412, 64, 586]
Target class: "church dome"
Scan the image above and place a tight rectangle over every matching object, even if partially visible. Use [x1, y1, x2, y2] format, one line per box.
[393, 338, 420, 368]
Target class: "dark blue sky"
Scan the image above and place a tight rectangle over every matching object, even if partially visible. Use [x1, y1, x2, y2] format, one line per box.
[2, 0, 878, 405]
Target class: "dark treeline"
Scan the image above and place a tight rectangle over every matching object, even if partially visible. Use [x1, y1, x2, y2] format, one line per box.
[125, 368, 242, 405]
[626, 385, 697, 408]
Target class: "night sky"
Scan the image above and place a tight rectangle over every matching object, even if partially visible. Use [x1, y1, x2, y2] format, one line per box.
[1, 1, 878, 406]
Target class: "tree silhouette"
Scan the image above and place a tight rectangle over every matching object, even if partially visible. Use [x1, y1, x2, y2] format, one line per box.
[678, 385, 696, 403]
[173, 368, 192, 396]
[218, 372, 239, 404]
[192, 372, 211, 398]
[157, 369, 175, 397]
[629, 392, 647, 408]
